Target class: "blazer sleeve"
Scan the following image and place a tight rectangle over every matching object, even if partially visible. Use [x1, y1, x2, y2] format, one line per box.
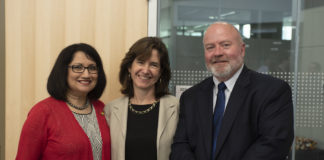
[242, 81, 294, 160]
[170, 94, 196, 160]
[16, 103, 50, 160]
[103, 103, 111, 125]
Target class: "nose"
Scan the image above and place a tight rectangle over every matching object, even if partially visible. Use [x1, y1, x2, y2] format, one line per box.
[142, 64, 150, 73]
[212, 46, 223, 56]
[81, 68, 91, 77]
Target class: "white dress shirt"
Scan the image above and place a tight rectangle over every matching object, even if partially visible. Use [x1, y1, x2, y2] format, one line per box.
[212, 65, 244, 112]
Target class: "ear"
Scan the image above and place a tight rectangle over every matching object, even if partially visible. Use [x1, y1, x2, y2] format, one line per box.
[128, 67, 131, 73]
[241, 43, 246, 57]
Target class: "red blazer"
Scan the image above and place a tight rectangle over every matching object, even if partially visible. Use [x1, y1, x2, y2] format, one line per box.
[16, 97, 111, 160]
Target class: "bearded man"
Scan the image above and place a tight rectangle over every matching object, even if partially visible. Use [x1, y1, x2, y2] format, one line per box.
[170, 22, 294, 160]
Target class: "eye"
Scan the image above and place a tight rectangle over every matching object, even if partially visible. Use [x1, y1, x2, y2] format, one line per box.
[72, 65, 83, 70]
[88, 65, 98, 71]
[222, 43, 231, 48]
[150, 62, 160, 68]
[205, 45, 214, 51]
[136, 60, 144, 64]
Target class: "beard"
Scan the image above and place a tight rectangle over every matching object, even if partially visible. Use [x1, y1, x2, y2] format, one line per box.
[207, 63, 232, 79]
[206, 58, 243, 80]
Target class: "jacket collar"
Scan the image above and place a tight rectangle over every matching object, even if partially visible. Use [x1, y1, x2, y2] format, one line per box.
[157, 95, 177, 150]
[214, 65, 251, 158]
[197, 77, 215, 158]
[110, 96, 129, 138]
[110, 95, 177, 148]
[197, 65, 251, 159]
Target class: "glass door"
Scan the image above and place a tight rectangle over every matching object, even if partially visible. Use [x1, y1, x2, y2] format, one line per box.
[155, 0, 324, 159]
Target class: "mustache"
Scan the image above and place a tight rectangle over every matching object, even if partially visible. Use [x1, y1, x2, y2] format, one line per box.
[210, 58, 228, 63]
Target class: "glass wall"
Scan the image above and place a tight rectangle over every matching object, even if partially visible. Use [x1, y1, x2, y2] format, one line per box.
[157, 0, 324, 159]
[0, 0, 5, 159]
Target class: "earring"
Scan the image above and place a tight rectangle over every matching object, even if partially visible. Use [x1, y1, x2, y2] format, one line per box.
[159, 78, 162, 83]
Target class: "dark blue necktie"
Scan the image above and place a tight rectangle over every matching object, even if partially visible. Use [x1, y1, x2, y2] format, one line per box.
[212, 82, 226, 160]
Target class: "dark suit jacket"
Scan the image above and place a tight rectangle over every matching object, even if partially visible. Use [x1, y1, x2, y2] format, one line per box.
[170, 66, 294, 160]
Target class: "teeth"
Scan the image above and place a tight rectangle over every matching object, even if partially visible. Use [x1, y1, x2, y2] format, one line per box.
[141, 76, 150, 80]
[137, 74, 151, 80]
[79, 80, 90, 84]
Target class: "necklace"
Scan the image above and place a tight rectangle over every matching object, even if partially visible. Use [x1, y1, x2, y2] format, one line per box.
[66, 99, 90, 110]
[128, 100, 158, 115]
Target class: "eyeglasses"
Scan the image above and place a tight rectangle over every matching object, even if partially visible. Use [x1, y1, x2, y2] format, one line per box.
[68, 65, 98, 74]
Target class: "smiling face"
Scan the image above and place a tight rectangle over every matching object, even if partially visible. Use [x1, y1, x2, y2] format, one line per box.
[128, 49, 161, 93]
[203, 22, 245, 82]
[67, 51, 98, 97]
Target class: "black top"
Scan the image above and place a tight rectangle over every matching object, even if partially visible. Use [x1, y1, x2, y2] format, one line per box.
[125, 102, 160, 160]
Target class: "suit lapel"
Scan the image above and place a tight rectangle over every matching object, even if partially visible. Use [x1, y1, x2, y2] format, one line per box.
[214, 66, 251, 157]
[197, 77, 215, 159]
[111, 97, 129, 138]
[156, 96, 176, 150]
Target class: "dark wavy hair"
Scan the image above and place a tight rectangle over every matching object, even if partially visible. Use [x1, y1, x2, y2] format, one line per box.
[47, 43, 106, 101]
[119, 37, 171, 98]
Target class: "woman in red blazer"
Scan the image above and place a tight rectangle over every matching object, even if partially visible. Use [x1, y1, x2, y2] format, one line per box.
[16, 43, 111, 160]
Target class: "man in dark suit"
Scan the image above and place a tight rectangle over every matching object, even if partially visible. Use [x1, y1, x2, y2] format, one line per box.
[170, 22, 294, 160]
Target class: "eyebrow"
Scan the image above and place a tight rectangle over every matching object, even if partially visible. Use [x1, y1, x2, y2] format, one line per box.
[204, 43, 214, 47]
[71, 63, 96, 66]
[150, 61, 160, 64]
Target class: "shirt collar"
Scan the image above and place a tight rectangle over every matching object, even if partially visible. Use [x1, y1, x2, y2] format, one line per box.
[212, 64, 244, 92]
